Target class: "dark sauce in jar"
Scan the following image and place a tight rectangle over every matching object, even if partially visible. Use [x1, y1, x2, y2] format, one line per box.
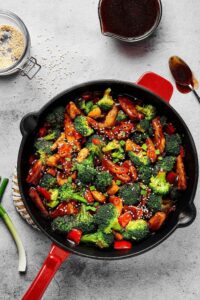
[99, 0, 161, 38]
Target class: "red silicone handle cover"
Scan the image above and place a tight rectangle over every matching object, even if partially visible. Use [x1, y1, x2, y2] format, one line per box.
[137, 72, 173, 102]
[22, 243, 70, 300]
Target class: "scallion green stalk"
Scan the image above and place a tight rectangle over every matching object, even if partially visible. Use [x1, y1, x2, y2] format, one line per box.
[0, 178, 26, 273]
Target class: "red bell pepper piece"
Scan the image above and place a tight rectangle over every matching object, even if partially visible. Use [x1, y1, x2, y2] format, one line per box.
[49, 201, 79, 219]
[165, 123, 176, 135]
[114, 240, 132, 250]
[38, 127, 47, 138]
[82, 92, 93, 101]
[36, 186, 52, 201]
[28, 187, 49, 217]
[118, 212, 132, 227]
[26, 160, 44, 185]
[92, 138, 102, 145]
[67, 229, 82, 244]
[179, 146, 185, 158]
[166, 171, 177, 184]
[84, 188, 94, 203]
[47, 168, 57, 177]
[102, 158, 129, 174]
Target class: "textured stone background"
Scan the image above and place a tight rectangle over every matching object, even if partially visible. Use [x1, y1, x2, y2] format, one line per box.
[0, 0, 200, 299]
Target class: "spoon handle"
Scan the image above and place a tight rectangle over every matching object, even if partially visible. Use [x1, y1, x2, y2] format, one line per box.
[191, 88, 200, 104]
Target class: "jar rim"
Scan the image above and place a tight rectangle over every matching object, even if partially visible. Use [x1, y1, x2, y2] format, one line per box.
[0, 9, 31, 74]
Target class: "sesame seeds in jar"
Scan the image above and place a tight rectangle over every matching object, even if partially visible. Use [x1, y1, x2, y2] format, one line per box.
[0, 24, 25, 70]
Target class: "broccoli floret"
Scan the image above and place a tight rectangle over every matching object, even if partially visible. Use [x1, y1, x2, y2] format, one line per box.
[149, 171, 170, 195]
[47, 189, 59, 208]
[118, 183, 141, 205]
[81, 231, 114, 248]
[102, 140, 125, 162]
[97, 88, 114, 111]
[86, 142, 102, 158]
[78, 100, 94, 115]
[74, 116, 94, 137]
[76, 159, 97, 185]
[111, 149, 125, 163]
[58, 183, 88, 204]
[131, 132, 148, 144]
[154, 156, 176, 174]
[138, 165, 152, 184]
[147, 193, 162, 213]
[165, 134, 182, 156]
[102, 140, 120, 152]
[128, 151, 150, 167]
[43, 129, 61, 141]
[52, 205, 95, 234]
[34, 139, 53, 163]
[34, 139, 53, 155]
[52, 215, 76, 233]
[94, 203, 121, 233]
[94, 171, 112, 192]
[116, 110, 127, 122]
[81, 154, 94, 167]
[123, 220, 149, 241]
[45, 106, 65, 128]
[40, 174, 57, 188]
[136, 104, 156, 120]
[74, 205, 95, 233]
[136, 119, 150, 133]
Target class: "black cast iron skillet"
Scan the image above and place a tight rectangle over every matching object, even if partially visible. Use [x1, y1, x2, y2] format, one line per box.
[18, 73, 198, 300]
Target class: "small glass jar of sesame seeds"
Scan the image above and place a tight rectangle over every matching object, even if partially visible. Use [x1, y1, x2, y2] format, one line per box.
[0, 10, 41, 79]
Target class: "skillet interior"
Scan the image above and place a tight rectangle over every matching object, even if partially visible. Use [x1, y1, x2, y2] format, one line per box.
[17, 80, 199, 259]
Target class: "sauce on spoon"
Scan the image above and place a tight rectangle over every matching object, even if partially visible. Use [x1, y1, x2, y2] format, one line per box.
[169, 56, 199, 94]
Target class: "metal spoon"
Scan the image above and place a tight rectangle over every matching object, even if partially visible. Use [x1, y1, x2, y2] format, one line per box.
[169, 56, 200, 104]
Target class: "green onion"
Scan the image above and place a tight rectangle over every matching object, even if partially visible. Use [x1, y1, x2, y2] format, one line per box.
[141, 143, 147, 151]
[89, 186, 96, 191]
[85, 206, 97, 212]
[155, 149, 160, 155]
[141, 189, 147, 196]
[116, 180, 121, 186]
[0, 178, 26, 273]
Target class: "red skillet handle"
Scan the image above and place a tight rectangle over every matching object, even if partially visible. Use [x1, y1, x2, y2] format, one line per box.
[22, 243, 70, 300]
[137, 72, 174, 102]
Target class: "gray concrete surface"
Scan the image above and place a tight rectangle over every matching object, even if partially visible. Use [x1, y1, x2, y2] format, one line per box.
[0, 0, 200, 299]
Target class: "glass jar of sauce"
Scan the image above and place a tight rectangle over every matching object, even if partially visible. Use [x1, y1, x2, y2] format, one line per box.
[0, 10, 41, 79]
[98, 0, 162, 42]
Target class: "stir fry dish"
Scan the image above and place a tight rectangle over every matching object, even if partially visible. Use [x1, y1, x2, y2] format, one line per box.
[26, 88, 187, 250]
